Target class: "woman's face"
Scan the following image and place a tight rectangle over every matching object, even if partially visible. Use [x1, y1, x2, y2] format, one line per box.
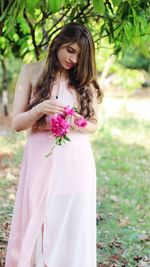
[57, 42, 80, 70]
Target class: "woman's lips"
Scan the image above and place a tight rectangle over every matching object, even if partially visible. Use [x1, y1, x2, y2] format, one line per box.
[65, 61, 74, 68]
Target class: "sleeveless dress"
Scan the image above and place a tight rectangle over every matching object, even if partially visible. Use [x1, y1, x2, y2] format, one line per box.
[5, 80, 97, 267]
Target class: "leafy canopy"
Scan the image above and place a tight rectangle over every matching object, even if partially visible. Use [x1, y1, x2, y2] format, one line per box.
[0, 0, 149, 61]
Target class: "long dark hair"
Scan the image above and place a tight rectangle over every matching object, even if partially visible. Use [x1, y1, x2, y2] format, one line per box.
[28, 22, 103, 129]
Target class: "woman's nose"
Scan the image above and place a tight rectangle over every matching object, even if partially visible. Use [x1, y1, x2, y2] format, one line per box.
[69, 54, 77, 64]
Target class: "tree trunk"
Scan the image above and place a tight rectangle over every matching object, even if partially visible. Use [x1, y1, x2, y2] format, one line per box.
[1, 59, 9, 116]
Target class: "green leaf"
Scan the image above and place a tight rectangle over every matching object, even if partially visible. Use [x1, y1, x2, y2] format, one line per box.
[0, 36, 6, 49]
[70, 7, 77, 19]
[64, 135, 71, 142]
[26, 0, 40, 10]
[0, 0, 24, 25]
[25, 0, 40, 16]
[62, 0, 72, 6]
[48, 0, 62, 13]
[14, 0, 25, 18]
[92, 0, 105, 15]
[55, 137, 62, 145]
[73, 106, 78, 112]
[112, 0, 121, 6]
[0, 0, 14, 22]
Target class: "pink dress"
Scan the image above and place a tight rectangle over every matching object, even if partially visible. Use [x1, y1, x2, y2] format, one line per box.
[5, 80, 97, 267]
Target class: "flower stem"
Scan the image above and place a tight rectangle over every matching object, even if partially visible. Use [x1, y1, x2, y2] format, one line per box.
[45, 144, 56, 158]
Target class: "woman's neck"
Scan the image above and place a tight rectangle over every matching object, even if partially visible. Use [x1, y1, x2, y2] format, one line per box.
[55, 70, 69, 82]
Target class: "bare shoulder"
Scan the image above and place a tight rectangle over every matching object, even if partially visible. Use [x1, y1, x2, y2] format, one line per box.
[26, 59, 45, 72]
[14, 59, 46, 106]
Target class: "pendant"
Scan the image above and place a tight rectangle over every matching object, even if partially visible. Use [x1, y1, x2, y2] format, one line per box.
[56, 96, 58, 99]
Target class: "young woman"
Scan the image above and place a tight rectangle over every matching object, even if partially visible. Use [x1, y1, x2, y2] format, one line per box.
[5, 22, 103, 267]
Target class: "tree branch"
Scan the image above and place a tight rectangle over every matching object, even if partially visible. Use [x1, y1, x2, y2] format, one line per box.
[23, 9, 40, 60]
[0, 21, 4, 36]
[39, 8, 70, 47]
[35, 11, 52, 29]
[71, 1, 92, 22]
[40, 26, 63, 48]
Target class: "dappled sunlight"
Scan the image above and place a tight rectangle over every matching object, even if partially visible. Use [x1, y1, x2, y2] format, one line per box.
[94, 96, 150, 150]
[101, 96, 150, 121]
[108, 120, 150, 150]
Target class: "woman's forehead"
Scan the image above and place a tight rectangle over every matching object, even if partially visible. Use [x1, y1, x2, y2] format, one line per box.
[61, 42, 80, 53]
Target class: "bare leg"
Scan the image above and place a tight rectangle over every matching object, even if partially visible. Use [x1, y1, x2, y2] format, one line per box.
[41, 223, 48, 267]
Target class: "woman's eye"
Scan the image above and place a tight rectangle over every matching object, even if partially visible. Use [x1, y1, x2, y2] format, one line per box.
[67, 48, 74, 53]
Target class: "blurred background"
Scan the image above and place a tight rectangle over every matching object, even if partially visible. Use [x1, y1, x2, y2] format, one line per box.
[0, 1, 150, 266]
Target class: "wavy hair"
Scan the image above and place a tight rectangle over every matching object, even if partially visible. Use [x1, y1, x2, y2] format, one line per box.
[28, 22, 103, 129]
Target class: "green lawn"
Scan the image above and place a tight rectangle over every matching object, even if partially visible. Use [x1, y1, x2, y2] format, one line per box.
[94, 115, 150, 267]
[0, 104, 150, 266]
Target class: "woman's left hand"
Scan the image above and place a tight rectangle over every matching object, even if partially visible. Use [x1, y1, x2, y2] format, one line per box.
[69, 112, 81, 131]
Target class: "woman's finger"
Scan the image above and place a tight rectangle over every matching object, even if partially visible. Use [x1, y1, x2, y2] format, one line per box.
[73, 112, 82, 119]
[48, 104, 65, 112]
[44, 103, 65, 113]
[44, 108, 64, 115]
[70, 116, 78, 131]
[46, 99, 65, 108]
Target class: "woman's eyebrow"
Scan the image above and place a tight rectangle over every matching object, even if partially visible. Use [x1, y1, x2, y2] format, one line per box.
[68, 45, 77, 52]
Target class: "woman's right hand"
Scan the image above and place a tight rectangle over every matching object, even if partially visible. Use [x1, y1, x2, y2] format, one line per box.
[37, 99, 65, 116]
[31, 99, 65, 132]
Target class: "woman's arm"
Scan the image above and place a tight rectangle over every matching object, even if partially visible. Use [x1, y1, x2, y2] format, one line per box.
[12, 64, 65, 132]
[77, 119, 98, 134]
[12, 64, 44, 132]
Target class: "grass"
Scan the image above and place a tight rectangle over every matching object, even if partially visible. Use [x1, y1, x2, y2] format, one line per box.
[93, 115, 150, 266]
[0, 130, 27, 217]
[0, 101, 150, 266]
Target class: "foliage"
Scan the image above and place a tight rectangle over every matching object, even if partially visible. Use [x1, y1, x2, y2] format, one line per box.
[120, 49, 150, 72]
[0, 54, 22, 95]
[109, 64, 145, 92]
[95, 41, 147, 94]
[0, 0, 149, 61]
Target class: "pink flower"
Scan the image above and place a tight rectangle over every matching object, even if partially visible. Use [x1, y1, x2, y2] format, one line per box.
[74, 117, 87, 127]
[51, 114, 70, 137]
[45, 105, 87, 158]
[63, 105, 75, 117]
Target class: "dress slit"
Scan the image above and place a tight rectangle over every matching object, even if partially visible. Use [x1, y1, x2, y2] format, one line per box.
[33, 221, 48, 267]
